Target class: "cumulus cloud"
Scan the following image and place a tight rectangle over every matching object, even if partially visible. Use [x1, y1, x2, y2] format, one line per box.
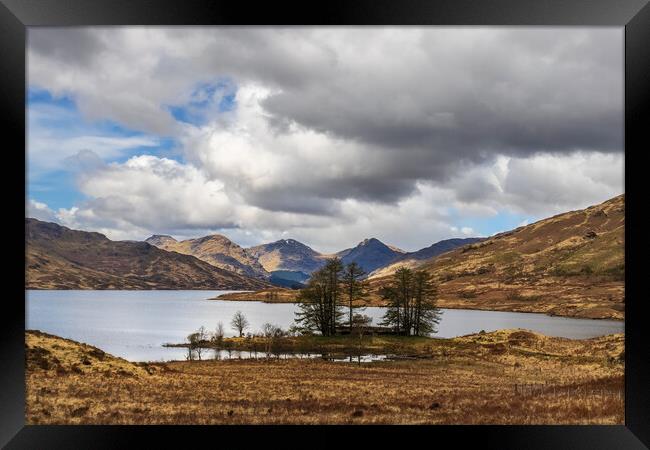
[26, 27, 624, 252]
[73, 155, 239, 231]
[181, 84, 422, 214]
[40, 151, 622, 252]
[443, 152, 624, 217]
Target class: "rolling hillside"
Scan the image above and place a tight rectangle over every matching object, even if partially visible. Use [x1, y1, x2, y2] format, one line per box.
[369, 194, 625, 319]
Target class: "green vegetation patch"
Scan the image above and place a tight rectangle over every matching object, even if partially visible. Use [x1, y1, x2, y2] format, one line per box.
[489, 251, 522, 266]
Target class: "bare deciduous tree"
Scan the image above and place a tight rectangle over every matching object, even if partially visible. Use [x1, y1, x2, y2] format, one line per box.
[187, 326, 208, 360]
[212, 322, 225, 345]
[261, 323, 285, 355]
[231, 311, 249, 337]
[195, 326, 209, 360]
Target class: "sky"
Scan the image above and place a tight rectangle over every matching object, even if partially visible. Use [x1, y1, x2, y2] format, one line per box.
[26, 27, 624, 254]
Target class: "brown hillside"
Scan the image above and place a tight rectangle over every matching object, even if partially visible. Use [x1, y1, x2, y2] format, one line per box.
[26, 330, 151, 377]
[369, 194, 625, 319]
[248, 239, 327, 273]
[146, 234, 269, 279]
[26, 219, 271, 290]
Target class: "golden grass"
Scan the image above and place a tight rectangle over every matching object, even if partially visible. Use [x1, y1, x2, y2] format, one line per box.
[26, 330, 624, 425]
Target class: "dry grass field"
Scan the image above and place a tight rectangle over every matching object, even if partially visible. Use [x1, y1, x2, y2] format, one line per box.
[26, 329, 624, 425]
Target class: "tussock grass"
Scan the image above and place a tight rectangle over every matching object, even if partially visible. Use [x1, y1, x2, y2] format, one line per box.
[26, 330, 623, 425]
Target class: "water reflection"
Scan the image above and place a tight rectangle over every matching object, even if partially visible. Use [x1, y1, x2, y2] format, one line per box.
[182, 347, 391, 363]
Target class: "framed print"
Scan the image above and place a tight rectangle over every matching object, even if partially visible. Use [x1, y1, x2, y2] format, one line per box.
[1, 0, 649, 447]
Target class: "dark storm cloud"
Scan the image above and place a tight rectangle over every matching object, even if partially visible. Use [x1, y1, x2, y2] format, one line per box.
[260, 28, 622, 165]
[28, 28, 105, 66]
[242, 175, 419, 214]
[29, 28, 622, 161]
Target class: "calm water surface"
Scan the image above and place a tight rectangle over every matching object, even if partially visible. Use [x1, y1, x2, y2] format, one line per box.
[26, 290, 624, 362]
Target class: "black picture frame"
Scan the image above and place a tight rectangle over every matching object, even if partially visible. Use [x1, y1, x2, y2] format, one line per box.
[2, 0, 648, 447]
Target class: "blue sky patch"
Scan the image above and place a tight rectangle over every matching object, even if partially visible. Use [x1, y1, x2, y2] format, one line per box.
[27, 87, 76, 109]
[165, 79, 237, 126]
[28, 170, 86, 210]
[447, 208, 534, 238]
[27, 85, 180, 211]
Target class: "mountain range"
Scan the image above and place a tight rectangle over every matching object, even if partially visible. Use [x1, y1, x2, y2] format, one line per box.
[26, 219, 481, 290]
[25, 194, 625, 319]
[368, 237, 484, 278]
[26, 219, 271, 290]
[147, 234, 480, 284]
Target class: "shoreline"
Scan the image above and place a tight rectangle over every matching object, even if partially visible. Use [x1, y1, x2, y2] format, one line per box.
[25, 288, 624, 321]
[209, 292, 625, 322]
[161, 329, 626, 361]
